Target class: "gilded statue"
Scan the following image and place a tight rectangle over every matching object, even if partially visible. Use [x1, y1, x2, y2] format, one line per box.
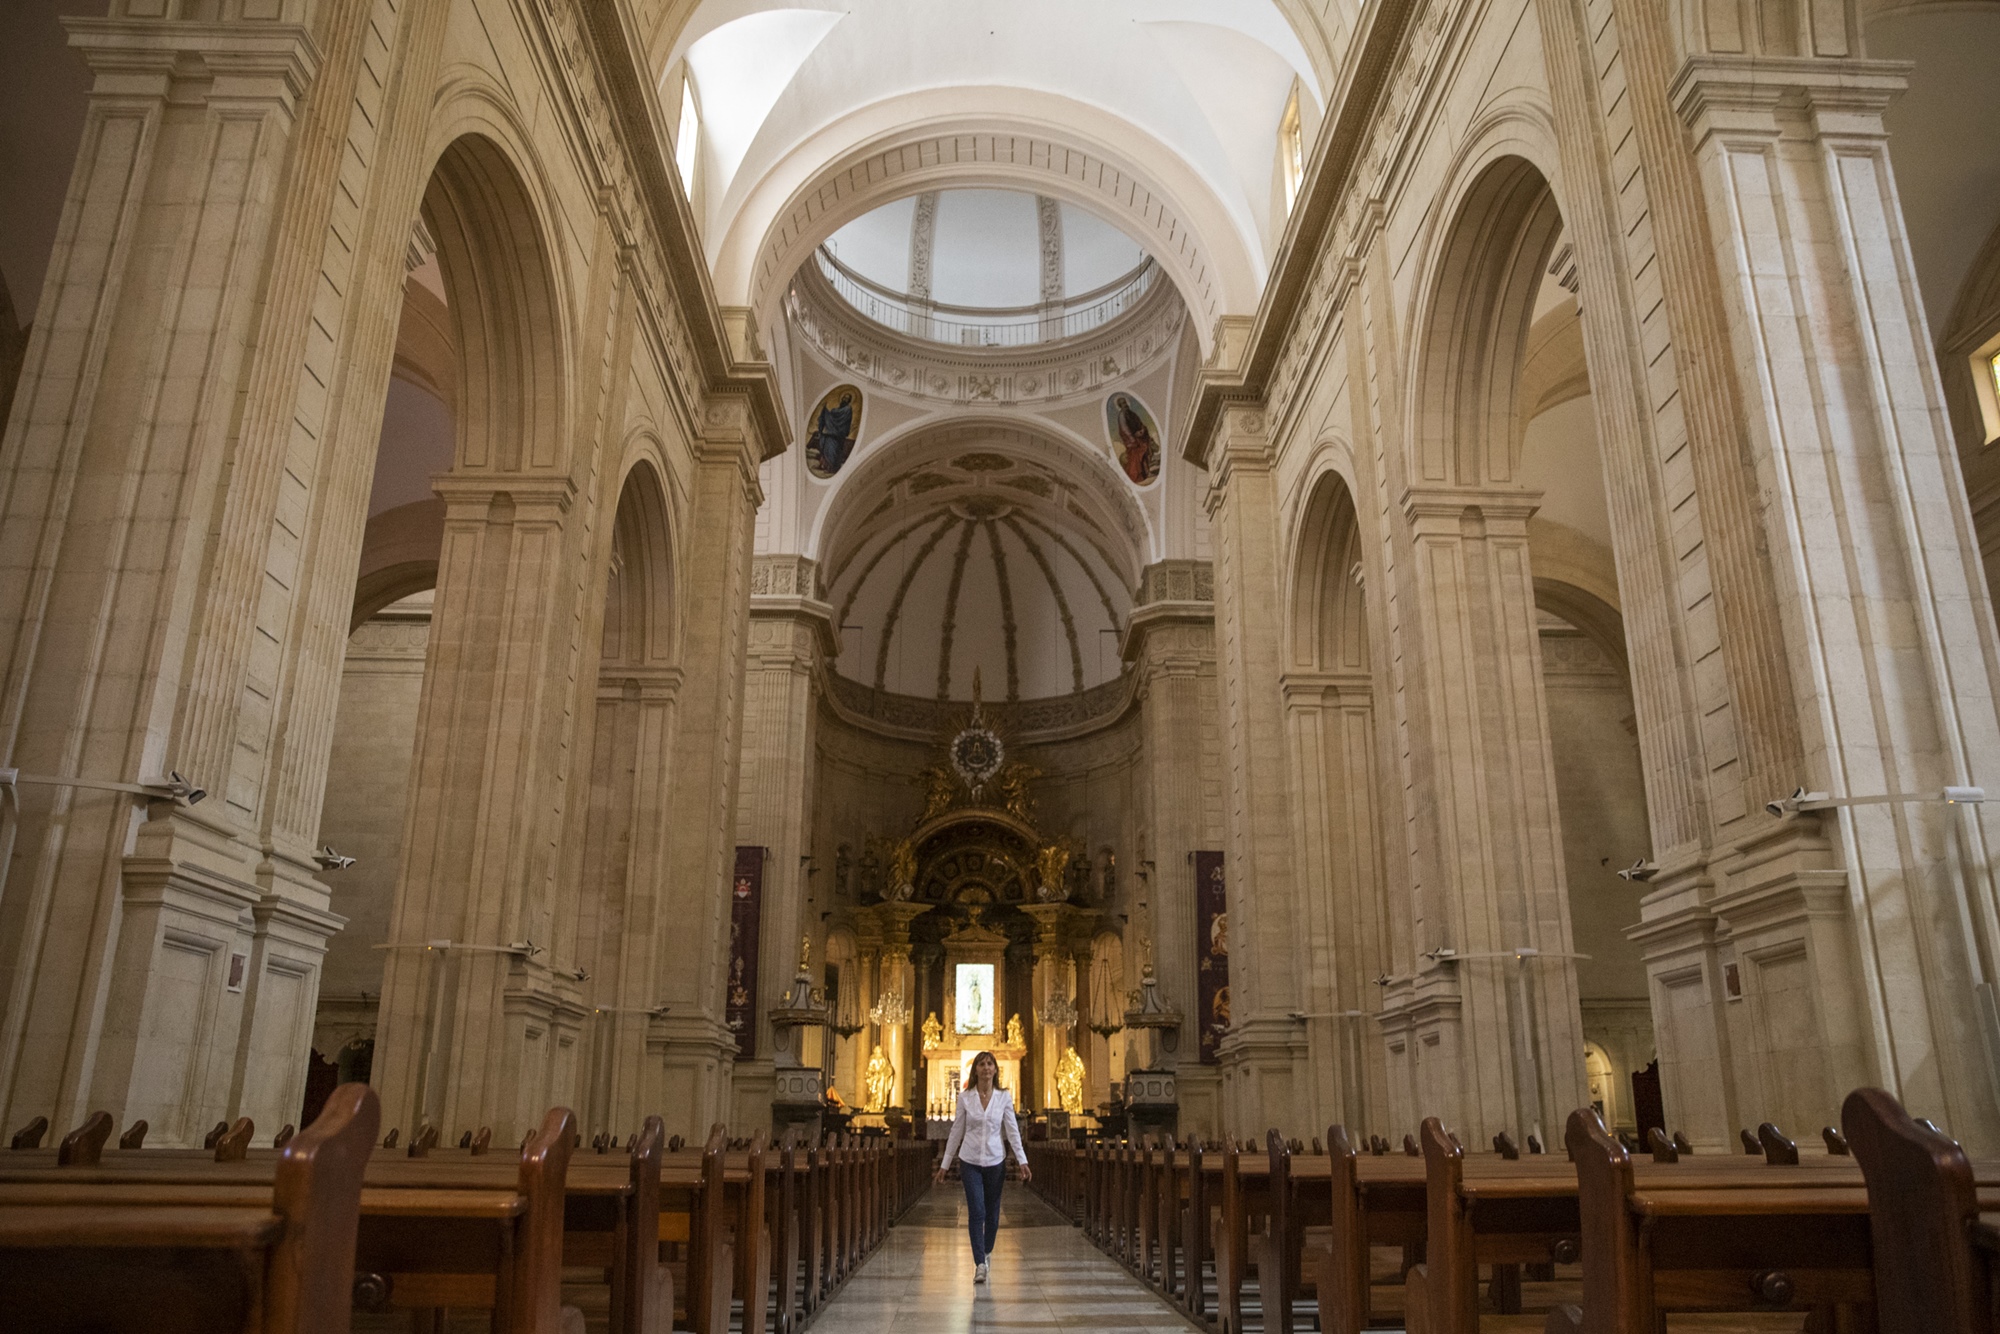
[887, 838, 917, 902]
[993, 761, 1038, 823]
[1005, 1013, 1024, 1048]
[916, 763, 957, 821]
[1055, 1047, 1087, 1115]
[864, 1046, 896, 1112]
[921, 1011, 943, 1052]
[1035, 842, 1071, 902]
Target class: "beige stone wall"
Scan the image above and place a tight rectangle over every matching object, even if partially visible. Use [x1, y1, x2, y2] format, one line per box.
[0, 0, 782, 1145]
[312, 594, 431, 1061]
[1183, 0, 2000, 1152]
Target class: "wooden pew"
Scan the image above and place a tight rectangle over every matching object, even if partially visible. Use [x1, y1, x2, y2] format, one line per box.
[1843, 1086, 1997, 1334]
[1552, 1105, 2000, 1334]
[0, 1082, 377, 1334]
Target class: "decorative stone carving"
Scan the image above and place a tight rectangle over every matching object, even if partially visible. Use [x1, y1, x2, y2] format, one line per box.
[786, 257, 1184, 410]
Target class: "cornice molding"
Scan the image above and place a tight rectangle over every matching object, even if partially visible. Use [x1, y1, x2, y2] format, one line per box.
[1184, 0, 1424, 468]
[787, 256, 1186, 410]
[575, 0, 786, 456]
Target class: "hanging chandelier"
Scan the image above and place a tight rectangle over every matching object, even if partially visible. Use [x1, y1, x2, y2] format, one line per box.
[870, 987, 911, 1029]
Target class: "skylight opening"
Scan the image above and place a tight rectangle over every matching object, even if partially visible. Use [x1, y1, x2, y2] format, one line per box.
[675, 74, 701, 195]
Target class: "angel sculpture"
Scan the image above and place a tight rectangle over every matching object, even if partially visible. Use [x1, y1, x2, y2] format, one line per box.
[916, 763, 957, 821]
[1055, 1047, 1087, 1115]
[887, 839, 918, 902]
[1006, 1013, 1024, 1048]
[1036, 842, 1072, 902]
[921, 1011, 943, 1052]
[993, 762, 1039, 823]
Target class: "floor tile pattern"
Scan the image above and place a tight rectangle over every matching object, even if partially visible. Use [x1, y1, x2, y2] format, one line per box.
[806, 1181, 1202, 1333]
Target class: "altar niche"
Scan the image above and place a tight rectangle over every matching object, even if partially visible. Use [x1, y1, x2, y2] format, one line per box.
[924, 921, 1026, 1115]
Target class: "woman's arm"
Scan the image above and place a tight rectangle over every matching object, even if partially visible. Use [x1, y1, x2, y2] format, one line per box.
[1002, 1091, 1029, 1169]
[936, 1094, 968, 1174]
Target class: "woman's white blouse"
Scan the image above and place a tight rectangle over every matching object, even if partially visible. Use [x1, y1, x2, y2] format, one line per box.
[940, 1087, 1027, 1169]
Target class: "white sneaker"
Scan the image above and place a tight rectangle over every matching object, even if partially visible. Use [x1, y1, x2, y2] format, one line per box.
[974, 1261, 988, 1284]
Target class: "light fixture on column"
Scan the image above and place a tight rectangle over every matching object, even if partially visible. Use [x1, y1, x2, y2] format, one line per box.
[1036, 978, 1078, 1031]
[1616, 859, 1658, 883]
[314, 846, 357, 871]
[869, 987, 910, 1029]
[0, 767, 206, 806]
[1767, 785, 1986, 817]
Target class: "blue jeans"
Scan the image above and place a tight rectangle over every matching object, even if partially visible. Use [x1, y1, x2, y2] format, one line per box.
[960, 1160, 1006, 1263]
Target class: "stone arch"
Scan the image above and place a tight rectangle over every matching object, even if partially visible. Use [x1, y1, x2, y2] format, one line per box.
[600, 459, 679, 672]
[1406, 151, 1566, 490]
[733, 106, 1251, 350]
[1286, 467, 1370, 675]
[420, 130, 569, 477]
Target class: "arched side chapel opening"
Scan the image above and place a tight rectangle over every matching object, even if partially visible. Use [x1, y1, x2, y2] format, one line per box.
[1381, 150, 1654, 1142]
[573, 462, 680, 1138]
[309, 129, 606, 1143]
[1282, 467, 1394, 1138]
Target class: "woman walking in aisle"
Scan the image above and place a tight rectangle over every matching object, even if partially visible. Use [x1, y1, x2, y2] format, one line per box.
[934, 1050, 1031, 1283]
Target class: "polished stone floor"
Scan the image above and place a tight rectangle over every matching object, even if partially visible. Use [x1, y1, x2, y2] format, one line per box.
[805, 1179, 1202, 1333]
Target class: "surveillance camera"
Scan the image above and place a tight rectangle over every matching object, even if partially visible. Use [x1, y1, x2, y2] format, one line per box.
[1616, 859, 1659, 883]
[314, 846, 356, 871]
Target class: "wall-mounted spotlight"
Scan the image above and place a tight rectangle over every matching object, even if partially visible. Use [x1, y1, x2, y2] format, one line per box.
[1768, 785, 1987, 818]
[571, 968, 590, 983]
[314, 846, 356, 871]
[161, 771, 207, 805]
[506, 939, 543, 959]
[1616, 859, 1659, 883]
[0, 767, 206, 806]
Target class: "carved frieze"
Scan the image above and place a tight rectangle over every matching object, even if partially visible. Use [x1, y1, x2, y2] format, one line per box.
[786, 257, 1184, 410]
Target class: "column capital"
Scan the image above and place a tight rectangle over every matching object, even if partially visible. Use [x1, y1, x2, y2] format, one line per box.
[698, 391, 775, 498]
[66, 17, 320, 111]
[1671, 55, 1909, 143]
[432, 472, 577, 520]
[1400, 485, 1540, 533]
[1203, 402, 1273, 500]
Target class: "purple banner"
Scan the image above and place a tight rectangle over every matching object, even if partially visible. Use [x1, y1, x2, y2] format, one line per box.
[1194, 850, 1229, 1065]
[729, 846, 764, 1058]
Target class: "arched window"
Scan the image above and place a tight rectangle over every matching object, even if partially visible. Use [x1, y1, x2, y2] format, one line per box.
[1975, 335, 2000, 445]
[675, 72, 702, 195]
[1279, 87, 1305, 214]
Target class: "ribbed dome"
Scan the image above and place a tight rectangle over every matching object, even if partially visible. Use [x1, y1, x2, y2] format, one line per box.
[822, 433, 1141, 703]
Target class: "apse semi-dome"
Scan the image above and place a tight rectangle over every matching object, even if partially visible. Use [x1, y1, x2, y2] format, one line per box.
[816, 189, 1155, 346]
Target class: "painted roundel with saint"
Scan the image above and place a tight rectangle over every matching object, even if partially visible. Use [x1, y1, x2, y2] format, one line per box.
[1104, 390, 1162, 486]
[804, 382, 864, 479]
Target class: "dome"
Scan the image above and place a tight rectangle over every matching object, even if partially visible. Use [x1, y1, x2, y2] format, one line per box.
[821, 428, 1141, 703]
[816, 189, 1153, 346]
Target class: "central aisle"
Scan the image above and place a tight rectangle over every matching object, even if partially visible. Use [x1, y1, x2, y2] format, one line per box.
[807, 1179, 1200, 1333]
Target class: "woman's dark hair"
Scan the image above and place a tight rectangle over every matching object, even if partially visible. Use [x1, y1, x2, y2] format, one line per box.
[962, 1050, 1000, 1092]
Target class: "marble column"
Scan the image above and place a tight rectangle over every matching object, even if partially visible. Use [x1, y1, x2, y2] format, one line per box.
[1384, 488, 1588, 1146]
[1202, 407, 1310, 1136]
[1123, 561, 1220, 1133]
[1672, 51, 2000, 1149]
[1281, 673, 1392, 1136]
[642, 397, 766, 1138]
[731, 555, 836, 1127]
[0, 14, 334, 1144]
[368, 470, 596, 1140]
